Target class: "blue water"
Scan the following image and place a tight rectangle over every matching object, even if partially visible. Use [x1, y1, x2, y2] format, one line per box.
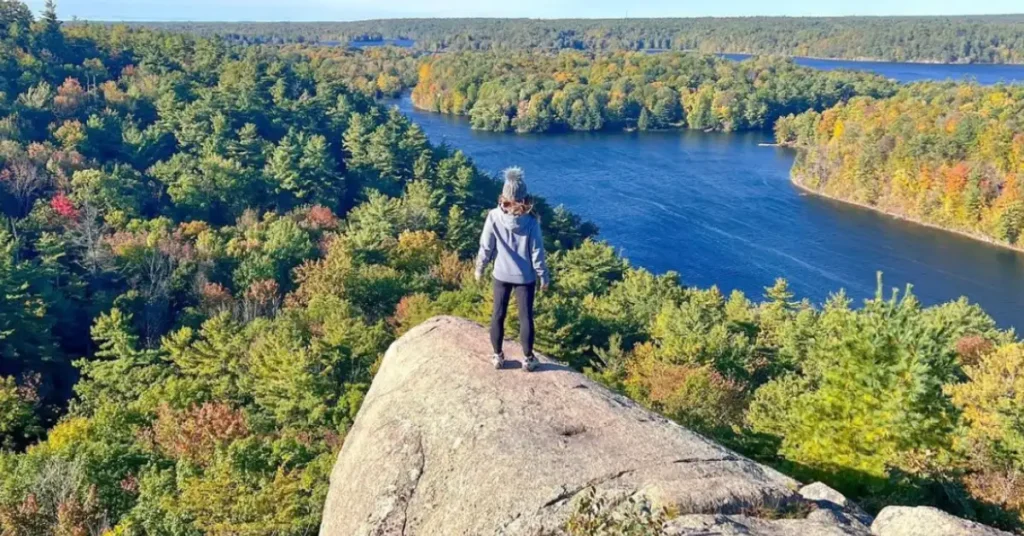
[390, 52, 1024, 330]
[723, 53, 1024, 85]
[349, 38, 415, 48]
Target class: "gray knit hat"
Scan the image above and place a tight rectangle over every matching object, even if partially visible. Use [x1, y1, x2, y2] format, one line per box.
[501, 167, 527, 202]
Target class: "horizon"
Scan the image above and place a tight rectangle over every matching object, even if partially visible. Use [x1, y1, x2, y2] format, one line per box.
[23, 0, 1024, 23]
[72, 13, 1024, 23]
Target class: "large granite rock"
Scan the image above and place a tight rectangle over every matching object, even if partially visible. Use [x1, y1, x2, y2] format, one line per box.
[871, 506, 1012, 536]
[317, 316, 1006, 536]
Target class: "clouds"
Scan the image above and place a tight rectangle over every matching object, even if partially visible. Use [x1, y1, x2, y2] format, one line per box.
[24, 0, 1024, 21]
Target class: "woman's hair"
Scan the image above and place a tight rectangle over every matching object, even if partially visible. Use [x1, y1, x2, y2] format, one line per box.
[499, 194, 534, 216]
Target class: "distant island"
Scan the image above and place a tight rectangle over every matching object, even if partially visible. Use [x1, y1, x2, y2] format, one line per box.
[409, 51, 898, 133]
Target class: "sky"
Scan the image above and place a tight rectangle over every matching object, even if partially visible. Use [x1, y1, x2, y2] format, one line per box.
[23, 0, 1024, 22]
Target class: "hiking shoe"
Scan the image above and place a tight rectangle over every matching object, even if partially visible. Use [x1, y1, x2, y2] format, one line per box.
[491, 352, 505, 370]
[523, 354, 539, 372]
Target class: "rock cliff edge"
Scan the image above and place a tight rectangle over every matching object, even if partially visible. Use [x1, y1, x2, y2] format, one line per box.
[319, 316, 1009, 536]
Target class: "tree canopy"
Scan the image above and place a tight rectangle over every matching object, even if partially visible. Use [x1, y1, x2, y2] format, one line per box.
[411, 50, 897, 133]
[777, 83, 1024, 249]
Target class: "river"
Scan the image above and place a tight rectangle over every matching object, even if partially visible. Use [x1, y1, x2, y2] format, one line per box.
[390, 61, 1024, 330]
[722, 53, 1024, 84]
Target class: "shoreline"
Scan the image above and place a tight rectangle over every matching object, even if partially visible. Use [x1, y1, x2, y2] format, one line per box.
[695, 49, 1024, 66]
[407, 99, 746, 135]
[736, 53, 1024, 66]
[791, 177, 1024, 255]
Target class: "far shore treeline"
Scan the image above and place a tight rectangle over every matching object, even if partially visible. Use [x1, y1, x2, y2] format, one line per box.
[121, 16, 1024, 64]
[3, 2, 1024, 534]
[409, 51, 899, 133]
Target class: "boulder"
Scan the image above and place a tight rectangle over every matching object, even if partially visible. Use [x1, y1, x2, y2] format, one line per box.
[666, 514, 866, 535]
[320, 317, 806, 535]
[318, 316, 1008, 536]
[871, 506, 1012, 536]
[800, 482, 856, 510]
[800, 482, 873, 531]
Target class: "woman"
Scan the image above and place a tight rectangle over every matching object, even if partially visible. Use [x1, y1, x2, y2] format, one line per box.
[474, 167, 551, 371]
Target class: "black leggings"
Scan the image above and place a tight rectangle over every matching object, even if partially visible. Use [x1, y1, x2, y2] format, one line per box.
[490, 279, 536, 357]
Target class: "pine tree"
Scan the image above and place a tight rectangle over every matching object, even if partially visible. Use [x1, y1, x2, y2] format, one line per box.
[342, 111, 375, 189]
[73, 308, 166, 410]
[637, 107, 651, 131]
[764, 278, 795, 308]
[400, 180, 442, 231]
[228, 123, 267, 170]
[443, 205, 477, 257]
[36, 0, 63, 55]
[0, 229, 59, 367]
[297, 134, 342, 206]
[265, 130, 303, 202]
[996, 201, 1024, 245]
[39, 0, 59, 33]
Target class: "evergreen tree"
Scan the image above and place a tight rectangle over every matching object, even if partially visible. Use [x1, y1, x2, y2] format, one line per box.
[34, 0, 63, 56]
[637, 107, 651, 131]
[296, 133, 342, 206]
[73, 308, 167, 410]
[265, 130, 303, 203]
[0, 0, 33, 38]
[41, 0, 58, 28]
[764, 278, 795, 308]
[0, 228, 59, 369]
[228, 123, 267, 170]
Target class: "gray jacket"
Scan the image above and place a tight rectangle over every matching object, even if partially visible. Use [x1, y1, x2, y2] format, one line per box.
[475, 207, 550, 286]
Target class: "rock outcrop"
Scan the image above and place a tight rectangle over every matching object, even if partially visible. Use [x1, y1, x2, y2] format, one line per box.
[871, 506, 1012, 536]
[799, 483, 873, 534]
[319, 316, 1009, 536]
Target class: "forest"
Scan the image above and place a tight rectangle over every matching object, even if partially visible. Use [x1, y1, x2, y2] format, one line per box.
[127, 16, 1024, 64]
[3, 1, 1024, 534]
[410, 50, 897, 133]
[279, 44, 418, 98]
[776, 83, 1024, 250]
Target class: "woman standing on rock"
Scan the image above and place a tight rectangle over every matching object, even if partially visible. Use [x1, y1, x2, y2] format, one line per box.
[474, 167, 551, 372]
